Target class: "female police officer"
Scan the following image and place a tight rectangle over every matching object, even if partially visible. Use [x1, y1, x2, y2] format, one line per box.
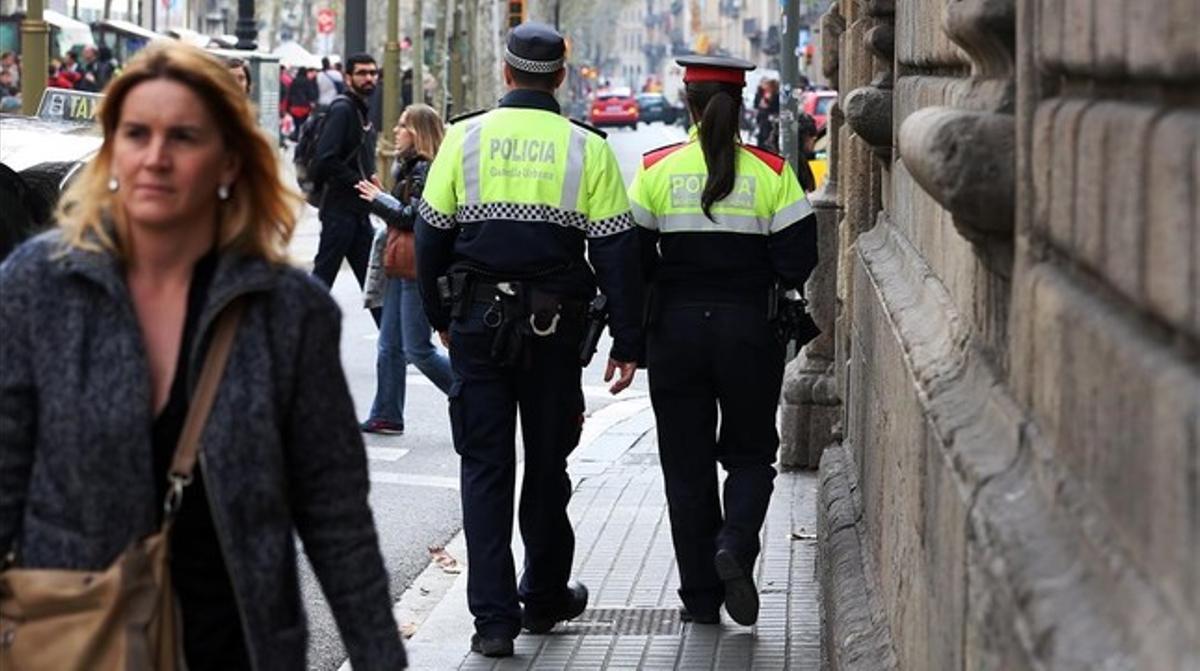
[627, 55, 818, 627]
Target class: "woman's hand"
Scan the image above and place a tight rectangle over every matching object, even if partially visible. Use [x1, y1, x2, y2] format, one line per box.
[355, 175, 385, 202]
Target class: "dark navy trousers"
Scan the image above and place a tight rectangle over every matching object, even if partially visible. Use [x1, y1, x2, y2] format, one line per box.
[646, 300, 785, 616]
[448, 305, 585, 638]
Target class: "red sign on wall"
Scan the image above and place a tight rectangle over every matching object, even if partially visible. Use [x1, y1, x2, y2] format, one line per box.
[316, 8, 336, 35]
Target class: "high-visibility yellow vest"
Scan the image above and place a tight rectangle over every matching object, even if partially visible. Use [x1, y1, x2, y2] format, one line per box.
[627, 128, 812, 236]
[419, 107, 634, 238]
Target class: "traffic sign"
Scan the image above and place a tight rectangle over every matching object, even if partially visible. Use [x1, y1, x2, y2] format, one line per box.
[316, 8, 336, 35]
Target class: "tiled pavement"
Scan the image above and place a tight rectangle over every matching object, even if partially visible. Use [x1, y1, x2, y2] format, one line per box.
[401, 402, 821, 670]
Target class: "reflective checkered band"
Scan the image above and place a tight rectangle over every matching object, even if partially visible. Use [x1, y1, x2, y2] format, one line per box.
[588, 212, 636, 238]
[504, 47, 565, 74]
[418, 199, 457, 229]
[456, 202, 588, 231]
[426, 201, 635, 239]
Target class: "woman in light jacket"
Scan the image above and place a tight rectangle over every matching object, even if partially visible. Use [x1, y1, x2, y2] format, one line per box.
[356, 103, 453, 434]
[0, 41, 405, 670]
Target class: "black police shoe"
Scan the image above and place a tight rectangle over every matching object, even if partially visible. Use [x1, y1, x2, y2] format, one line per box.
[521, 580, 589, 634]
[470, 633, 514, 658]
[715, 548, 760, 626]
[679, 606, 720, 625]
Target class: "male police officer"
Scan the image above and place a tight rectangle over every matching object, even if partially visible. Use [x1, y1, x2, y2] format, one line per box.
[415, 22, 644, 658]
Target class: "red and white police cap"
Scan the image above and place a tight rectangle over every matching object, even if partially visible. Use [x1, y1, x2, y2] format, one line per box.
[677, 55, 757, 87]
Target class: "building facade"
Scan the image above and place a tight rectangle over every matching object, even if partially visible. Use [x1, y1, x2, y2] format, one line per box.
[615, 2, 644, 89]
[794, 0, 1200, 667]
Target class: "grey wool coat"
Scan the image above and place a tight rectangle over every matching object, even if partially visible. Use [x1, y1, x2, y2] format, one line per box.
[0, 231, 406, 670]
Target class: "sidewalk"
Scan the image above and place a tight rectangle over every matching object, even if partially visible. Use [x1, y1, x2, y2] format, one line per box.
[395, 400, 822, 670]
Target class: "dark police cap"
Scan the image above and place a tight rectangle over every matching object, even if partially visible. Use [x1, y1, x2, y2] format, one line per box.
[505, 22, 566, 74]
[676, 54, 756, 86]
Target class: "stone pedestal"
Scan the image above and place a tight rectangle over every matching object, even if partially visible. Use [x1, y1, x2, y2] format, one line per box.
[779, 181, 842, 470]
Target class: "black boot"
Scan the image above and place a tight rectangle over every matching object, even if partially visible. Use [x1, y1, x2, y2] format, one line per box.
[715, 549, 759, 626]
[679, 606, 720, 625]
[521, 580, 589, 634]
[470, 633, 514, 658]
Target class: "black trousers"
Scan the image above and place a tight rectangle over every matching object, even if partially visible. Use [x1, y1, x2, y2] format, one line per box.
[646, 300, 784, 615]
[448, 305, 585, 638]
[313, 207, 372, 290]
[312, 207, 381, 325]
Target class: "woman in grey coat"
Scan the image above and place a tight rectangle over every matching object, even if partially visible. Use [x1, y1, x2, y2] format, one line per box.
[0, 42, 405, 670]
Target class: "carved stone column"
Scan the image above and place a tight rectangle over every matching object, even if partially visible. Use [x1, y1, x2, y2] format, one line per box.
[842, 0, 895, 161]
[898, 0, 1016, 243]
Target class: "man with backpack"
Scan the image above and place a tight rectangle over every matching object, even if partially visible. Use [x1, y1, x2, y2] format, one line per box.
[307, 53, 381, 304]
[317, 57, 346, 108]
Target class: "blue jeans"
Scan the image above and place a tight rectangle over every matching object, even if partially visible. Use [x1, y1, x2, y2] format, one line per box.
[368, 278, 454, 425]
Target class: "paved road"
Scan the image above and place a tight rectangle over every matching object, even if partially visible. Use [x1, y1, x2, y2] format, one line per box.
[296, 120, 687, 670]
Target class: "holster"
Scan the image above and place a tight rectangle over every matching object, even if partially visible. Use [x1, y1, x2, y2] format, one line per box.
[770, 284, 821, 349]
[437, 272, 474, 320]
[579, 294, 609, 367]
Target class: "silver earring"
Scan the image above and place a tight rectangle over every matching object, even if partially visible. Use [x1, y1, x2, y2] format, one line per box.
[107, 176, 119, 192]
[217, 184, 231, 201]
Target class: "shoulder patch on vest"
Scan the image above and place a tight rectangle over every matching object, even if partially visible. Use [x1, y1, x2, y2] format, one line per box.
[642, 142, 687, 170]
[569, 117, 607, 139]
[743, 145, 787, 174]
[449, 108, 489, 124]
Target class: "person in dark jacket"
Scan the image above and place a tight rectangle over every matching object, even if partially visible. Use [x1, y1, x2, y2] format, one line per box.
[755, 78, 780, 151]
[354, 103, 453, 434]
[287, 66, 319, 136]
[0, 42, 405, 671]
[311, 53, 379, 309]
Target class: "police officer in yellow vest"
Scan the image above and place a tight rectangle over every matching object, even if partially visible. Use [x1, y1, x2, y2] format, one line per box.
[415, 22, 645, 658]
[627, 55, 818, 627]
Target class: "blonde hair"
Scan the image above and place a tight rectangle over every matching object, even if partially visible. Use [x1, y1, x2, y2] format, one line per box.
[402, 103, 444, 161]
[56, 41, 301, 264]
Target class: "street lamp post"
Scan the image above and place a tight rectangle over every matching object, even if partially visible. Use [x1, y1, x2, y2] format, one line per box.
[19, 0, 48, 116]
[778, 0, 801, 170]
[235, 0, 257, 50]
[414, 0, 426, 107]
[345, 0, 366, 56]
[382, 0, 400, 172]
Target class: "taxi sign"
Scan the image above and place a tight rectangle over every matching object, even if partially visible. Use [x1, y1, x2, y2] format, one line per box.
[36, 88, 103, 125]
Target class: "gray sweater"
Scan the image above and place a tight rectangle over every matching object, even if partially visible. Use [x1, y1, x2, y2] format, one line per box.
[0, 231, 405, 670]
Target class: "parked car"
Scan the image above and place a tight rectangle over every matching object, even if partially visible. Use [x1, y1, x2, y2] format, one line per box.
[0, 114, 101, 262]
[635, 92, 676, 125]
[801, 90, 838, 132]
[589, 87, 639, 130]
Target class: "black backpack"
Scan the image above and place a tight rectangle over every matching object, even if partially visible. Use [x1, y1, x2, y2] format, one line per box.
[293, 96, 361, 207]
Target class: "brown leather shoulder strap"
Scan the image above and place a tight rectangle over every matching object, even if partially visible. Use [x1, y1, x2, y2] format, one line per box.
[169, 299, 247, 479]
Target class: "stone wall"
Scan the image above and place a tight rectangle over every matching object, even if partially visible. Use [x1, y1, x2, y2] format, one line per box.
[811, 0, 1199, 668]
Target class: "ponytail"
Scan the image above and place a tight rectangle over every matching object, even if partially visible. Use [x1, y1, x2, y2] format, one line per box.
[687, 82, 743, 221]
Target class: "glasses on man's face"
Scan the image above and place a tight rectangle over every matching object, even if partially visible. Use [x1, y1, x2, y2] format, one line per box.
[353, 69, 379, 78]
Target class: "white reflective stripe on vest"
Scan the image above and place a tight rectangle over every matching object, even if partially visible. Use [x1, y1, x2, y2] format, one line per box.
[770, 197, 814, 233]
[629, 200, 657, 230]
[657, 211, 769, 235]
[461, 120, 485, 203]
[559, 128, 588, 211]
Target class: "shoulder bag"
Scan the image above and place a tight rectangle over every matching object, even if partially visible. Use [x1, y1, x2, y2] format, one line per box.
[0, 299, 247, 671]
